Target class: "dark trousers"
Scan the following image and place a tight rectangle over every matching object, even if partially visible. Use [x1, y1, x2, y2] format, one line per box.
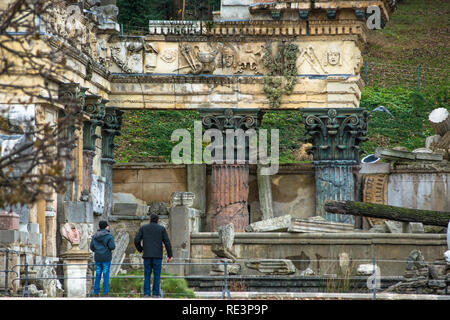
[143, 257, 162, 296]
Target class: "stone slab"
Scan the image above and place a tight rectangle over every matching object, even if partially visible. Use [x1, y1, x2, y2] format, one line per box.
[375, 147, 443, 161]
[245, 215, 292, 232]
[245, 259, 296, 275]
[359, 162, 391, 174]
[110, 231, 130, 276]
[288, 217, 356, 233]
[375, 147, 416, 160]
[0, 230, 20, 243]
[63, 201, 94, 223]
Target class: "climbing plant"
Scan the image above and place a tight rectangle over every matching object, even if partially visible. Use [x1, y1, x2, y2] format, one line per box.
[262, 42, 299, 108]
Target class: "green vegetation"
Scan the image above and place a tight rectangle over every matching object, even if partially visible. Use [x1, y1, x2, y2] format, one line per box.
[262, 42, 299, 108]
[360, 87, 448, 155]
[108, 270, 195, 298]
[117, 0, 220, 32]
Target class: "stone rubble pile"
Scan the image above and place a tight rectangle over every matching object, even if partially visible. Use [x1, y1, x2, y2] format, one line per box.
[384, 250, 449, 295]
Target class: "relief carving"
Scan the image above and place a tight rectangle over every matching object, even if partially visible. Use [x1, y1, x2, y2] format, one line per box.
[160, 48, 177, 63]
[110, 40, 159, 73]
[323, 45, 342, 67]
[221, 44, 239, 70]
[143, 42, 159, 73]
[96, 35, 112, 68]
[363, 174, 388, 226]
[176, 43, 219, 74]
[236, 44, 265, 74]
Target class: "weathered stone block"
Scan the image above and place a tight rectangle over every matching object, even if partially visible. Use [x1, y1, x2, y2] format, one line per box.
[245, 259, 297, 275]
[0, 230, 19, 243]
[245, 215, 292, 232]
[288, 216, 355, 233]
[110, 230, 130, 276]
[0, 211, 20, 230]
[112, 192, 148, 216]
[63, 201, 94, 223]
[427, 280, 446, 288]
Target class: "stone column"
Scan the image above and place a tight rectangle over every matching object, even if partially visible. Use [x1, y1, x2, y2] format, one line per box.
[257, 164, 274, 220]
[303, 108, 369, 224]
[81, 96, 106, 201]
[100, 107, 123, 222]
[58, 83, 88, 203]
[314, 160, 359, 224]
[209, 163, 250, 232]
[201, 108, 261, 232]
[45, 200, 57, 257]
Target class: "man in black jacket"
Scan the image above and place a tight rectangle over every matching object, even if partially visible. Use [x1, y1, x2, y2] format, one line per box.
[90, 220, 116, 297]
[134, 214, 173, 297]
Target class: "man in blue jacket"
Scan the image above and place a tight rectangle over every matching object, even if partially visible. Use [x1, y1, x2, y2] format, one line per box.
[90, 220, 115, 297]
[134, 214, 173, 297]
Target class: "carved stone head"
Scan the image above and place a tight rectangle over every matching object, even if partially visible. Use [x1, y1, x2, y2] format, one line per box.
[222, 46, 237, 68]
[61, 223, 82, 245]
[325, 45, 341, 66]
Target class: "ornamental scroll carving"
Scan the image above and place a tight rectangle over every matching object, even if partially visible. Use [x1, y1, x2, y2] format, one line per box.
[363, 174, 388, 226]
[304, 108, 369, 161]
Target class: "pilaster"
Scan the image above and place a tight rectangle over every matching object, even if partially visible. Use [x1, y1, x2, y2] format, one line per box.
[100, 107, 123, 221]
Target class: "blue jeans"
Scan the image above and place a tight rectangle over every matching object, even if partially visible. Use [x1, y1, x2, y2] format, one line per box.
[143, 258, 162, 296]
[94, 261, 111, 295]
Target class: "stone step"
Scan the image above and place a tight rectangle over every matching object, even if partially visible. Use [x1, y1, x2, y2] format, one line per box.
[187, 276, 402, 293]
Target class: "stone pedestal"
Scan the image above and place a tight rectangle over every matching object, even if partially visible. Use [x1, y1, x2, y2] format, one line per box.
[0, 212, 20, 230]
[209, 163, 250, 232]
[60, 247, 90, 297]
[168, 205, 191, 276]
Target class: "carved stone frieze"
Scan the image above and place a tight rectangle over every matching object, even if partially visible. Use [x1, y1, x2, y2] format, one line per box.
[176, 43, 220, 74]
[235, 44, 266, 74]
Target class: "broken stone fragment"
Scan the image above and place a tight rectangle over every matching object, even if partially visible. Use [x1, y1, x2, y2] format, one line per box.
[112, 192, 148, 216]
[211, 258, 241, 275]
[149, 202, 169, 216]
[357, 264, 379, 275]
[300, 267, 314, 276]
[245, 215, 292, 232]
[245, 259, 296, 275]
[288, 217, 355, 233]
[211, 223, 238, 261]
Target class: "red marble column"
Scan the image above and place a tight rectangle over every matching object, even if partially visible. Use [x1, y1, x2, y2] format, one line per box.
[209, 163, 249, 232]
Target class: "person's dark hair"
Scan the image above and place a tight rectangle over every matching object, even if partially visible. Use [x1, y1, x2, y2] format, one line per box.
[150, 214, 159, 223]
[99, 220, 108, 229]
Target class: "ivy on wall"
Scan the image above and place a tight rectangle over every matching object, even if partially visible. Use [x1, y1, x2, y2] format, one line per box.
[262, 42, 299, 108]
